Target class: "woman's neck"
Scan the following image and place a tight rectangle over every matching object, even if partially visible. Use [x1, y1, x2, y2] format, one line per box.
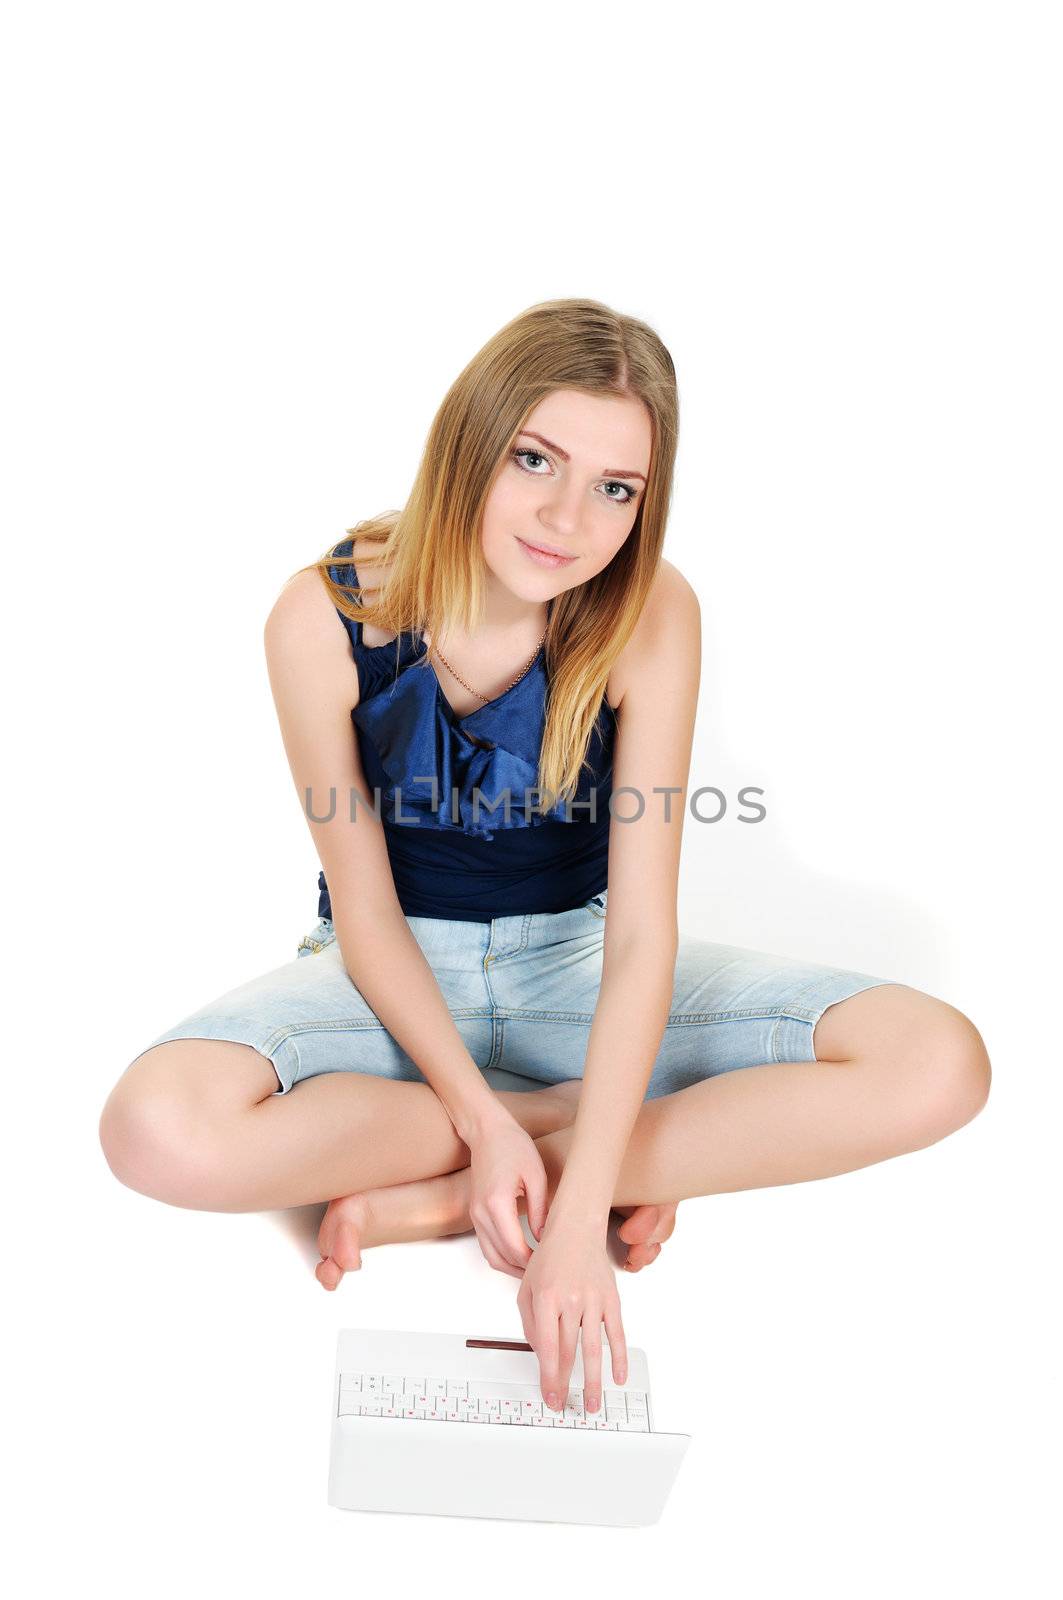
[477, 567, 550, 637]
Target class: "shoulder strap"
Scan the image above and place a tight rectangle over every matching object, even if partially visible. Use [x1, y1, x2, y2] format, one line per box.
[325, 534, 363, 650]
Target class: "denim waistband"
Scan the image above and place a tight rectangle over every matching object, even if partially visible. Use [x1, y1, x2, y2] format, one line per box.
[405, 887, 608, 959]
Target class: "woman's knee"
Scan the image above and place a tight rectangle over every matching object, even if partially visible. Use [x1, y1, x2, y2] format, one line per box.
[843, 987, 992, 1145]
[98, 1038, 278, 1204]
[926, 1004, 992, 1132]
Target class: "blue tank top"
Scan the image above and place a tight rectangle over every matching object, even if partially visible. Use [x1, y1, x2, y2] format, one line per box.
[316, 536, 617, 923]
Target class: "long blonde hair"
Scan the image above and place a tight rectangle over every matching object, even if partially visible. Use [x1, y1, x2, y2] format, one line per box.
[308, 296, 679, 811]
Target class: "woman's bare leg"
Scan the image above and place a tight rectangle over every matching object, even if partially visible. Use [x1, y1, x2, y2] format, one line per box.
[318, 984, 990, 1280]
[537, 986, 989, 1204]
[100, 1040, 583, 1212]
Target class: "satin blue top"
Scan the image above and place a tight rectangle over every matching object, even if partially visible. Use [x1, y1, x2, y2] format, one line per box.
[316, 537, 617, 923]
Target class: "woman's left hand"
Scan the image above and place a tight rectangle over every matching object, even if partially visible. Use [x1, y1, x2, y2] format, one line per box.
[516, 1223, 628, 1417]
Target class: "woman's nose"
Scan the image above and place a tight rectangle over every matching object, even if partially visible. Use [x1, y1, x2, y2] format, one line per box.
[538, 482, 584, 535]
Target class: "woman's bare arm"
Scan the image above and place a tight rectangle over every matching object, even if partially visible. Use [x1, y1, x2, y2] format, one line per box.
[263, 565, 506, 1144]
[545, 560, 702, 1224]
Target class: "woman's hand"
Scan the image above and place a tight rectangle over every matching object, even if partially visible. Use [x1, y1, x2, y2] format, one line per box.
[516, 1223, 628, 1416]
[464, 1109, 550, 1277]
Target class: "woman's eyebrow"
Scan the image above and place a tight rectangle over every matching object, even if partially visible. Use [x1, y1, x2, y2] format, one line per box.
[518, 430, 647, 483]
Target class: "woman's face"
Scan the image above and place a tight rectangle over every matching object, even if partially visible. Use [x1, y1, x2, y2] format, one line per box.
[481, 388, 652, 602]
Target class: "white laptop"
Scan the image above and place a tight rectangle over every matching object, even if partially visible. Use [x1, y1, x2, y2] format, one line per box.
[328, 1326, 692, 1527]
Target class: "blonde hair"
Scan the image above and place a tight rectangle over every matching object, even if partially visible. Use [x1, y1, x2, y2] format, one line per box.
[307, 296, 679, 812]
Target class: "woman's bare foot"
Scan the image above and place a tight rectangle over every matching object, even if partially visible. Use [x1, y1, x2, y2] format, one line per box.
[315, 1079, 585, 1290]
[316, 1179, 463, 1287]
[316, 1193, 369, 1289]
[315, 1082, 681, 1289]
[316, 1190, 680, 1288]
[615, 1202, 679, 1271]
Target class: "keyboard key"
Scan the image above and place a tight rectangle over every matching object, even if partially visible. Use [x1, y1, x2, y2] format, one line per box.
[336, 1371, 652, 1431]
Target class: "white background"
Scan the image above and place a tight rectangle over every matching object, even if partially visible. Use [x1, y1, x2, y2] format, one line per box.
[3, 1, 1059, 1594]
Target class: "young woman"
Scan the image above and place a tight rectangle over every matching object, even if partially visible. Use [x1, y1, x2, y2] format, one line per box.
[99, 298, 991, 1418]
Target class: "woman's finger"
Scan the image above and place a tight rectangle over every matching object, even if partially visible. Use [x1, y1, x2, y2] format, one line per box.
[490, 1197, 532, 1272]
[536, 1305, 562, 1409]
[472, 1221, 517, 1277]
[478, 1208, 526, 1274]
[516, 1292, 535, 1350]
[474, 1214, 528, 1278]
[522, 1161, 549, 1243]
[555, 1308, 581, 1410]
[603, 1297, 629, 1386]
[580, 1311, 604, 1415]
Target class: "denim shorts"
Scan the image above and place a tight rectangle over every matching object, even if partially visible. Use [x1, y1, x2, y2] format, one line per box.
[131, 889, 899, 1099]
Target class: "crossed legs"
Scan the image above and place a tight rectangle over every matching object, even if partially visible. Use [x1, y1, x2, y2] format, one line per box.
[101, 982, 991, 1284]
[315, 982, 990, 1284]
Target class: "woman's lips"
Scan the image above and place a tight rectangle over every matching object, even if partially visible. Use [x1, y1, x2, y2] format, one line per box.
[516, 537, 577, 569]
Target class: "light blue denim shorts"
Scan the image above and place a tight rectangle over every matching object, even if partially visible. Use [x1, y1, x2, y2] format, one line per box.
[133, 889, 899, 1098]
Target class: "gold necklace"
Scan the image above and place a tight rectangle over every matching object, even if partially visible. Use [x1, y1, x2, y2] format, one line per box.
[429, 626, 548, 706]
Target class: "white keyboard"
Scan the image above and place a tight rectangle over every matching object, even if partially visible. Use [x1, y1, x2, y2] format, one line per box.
[337, 1371, 651, 1431]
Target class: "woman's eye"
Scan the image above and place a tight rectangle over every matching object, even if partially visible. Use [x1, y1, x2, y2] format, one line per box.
[513, 449, 638, 506]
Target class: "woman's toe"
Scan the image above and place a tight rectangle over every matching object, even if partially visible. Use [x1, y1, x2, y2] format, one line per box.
[617, 1204, 663, 1246]
[316, 1255, 343, 1290]
[331, 1216, 362, 1272]
[616, 1201, 678, 1268]
[623, 1243, 663, 1272]
[317, 1208, 338, 1261]
[620, 1202, 678, 1244]
[315, 1199, 364, 1287]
